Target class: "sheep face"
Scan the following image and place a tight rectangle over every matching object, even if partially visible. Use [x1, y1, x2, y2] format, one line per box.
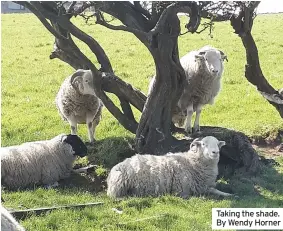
[62, 134, 87, 157]
[195, 50, 223, 78]
[190, 136, 225, 160]
[71, 70, 96, 96]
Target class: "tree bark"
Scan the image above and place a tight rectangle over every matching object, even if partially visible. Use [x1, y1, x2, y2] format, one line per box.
[135, 5, 186, 154]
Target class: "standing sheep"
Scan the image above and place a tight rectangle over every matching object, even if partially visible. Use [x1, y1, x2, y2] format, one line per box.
[1, 205, 25, 231]
[56, 69, 103, 143]
[1, 134, 87, 190]
[148, 45, 228, 133]
[107, 136, 233, 199]
[178, 45, 228, 133]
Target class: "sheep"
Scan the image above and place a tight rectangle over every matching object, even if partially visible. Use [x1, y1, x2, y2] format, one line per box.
[55, 69, 103, 143]
[1, 205, 25, 231]
[178, 46, 227, 133]
[1, 134, 87, 190]
[148, 45, 227, 133]
[107, 136, 234, 199]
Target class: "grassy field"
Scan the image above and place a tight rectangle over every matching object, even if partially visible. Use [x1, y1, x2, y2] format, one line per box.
[1, 12, 283, 231]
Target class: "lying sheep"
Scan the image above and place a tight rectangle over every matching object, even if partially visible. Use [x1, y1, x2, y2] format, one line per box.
[1, 205, 25, 231]
[1, 134, 87, 190]
[148, 45, 227, 133]
[107, 136, 233, 199]
[56, 69, 103, 143]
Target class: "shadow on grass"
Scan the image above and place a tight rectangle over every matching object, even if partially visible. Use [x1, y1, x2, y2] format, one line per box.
[68, 135, 283, 205]
[52, 136, 137, 194]
[86, 136, 136, 169]
[217, 157, 283, 208]
[4, 136, 281, 209]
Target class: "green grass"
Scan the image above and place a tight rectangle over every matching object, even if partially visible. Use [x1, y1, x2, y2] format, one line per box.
[1, 13, 283, 231]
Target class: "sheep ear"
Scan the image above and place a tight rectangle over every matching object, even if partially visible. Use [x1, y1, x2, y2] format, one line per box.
[219, 50, 228, 62]
[190, 139, 202, 151]
[218, 141, 226, 149]
[71, 76, 83, 91]
[70, 70, 85, 90]
[195, 51, 206, 59]
[60, 134, 68, 142]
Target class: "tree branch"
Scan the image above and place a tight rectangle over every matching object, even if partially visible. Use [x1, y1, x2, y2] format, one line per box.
[101, 72, 146, 112]
[94, 1, 151, 31]
[64, 21, 114, 73]
[133, 2, 151, 20]
[119, 97, 136, 123]
[230, 2, 283, 118]
[95, 11, 149, 43]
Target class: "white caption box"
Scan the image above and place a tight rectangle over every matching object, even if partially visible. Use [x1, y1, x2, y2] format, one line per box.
[212, 208, 283, 230]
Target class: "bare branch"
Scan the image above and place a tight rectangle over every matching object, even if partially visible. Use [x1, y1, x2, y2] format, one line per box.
[230, 2, 283, 117]
[66, 1, 93, 16]
[94, 1, 151, 31]
[65, 20, 114, 73]
[66, 1, 77, 14]
[119, 97, 136, 122]
[95, 11, 149, 43]
[101, 72, 146, 112]
[133, 1, 151, 20]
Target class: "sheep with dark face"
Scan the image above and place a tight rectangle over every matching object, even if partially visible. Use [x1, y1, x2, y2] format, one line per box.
[107, 136, 233, 199]
[1, 134, 87, 190]
[56, 69, 103, 143]
[148, 45, 227, 133]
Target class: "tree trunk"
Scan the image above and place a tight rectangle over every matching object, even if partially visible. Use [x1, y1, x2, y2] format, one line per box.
[135, 6, 186, 154]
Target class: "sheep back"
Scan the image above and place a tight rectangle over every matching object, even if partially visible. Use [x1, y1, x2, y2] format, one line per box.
[1, 134, 76, 190]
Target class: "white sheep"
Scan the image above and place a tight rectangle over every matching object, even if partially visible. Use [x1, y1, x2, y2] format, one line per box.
[179, 46, 227, 133]
[1, 205, 25, 231]
[56, 69, 103, 143]
[1, 134, 87, 190]
[107, 136, 234, 199]
[148, 45, 227, 133]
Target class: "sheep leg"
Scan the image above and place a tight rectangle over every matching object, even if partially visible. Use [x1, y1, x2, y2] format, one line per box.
[209, 188, 234, 197]
[193, 104, 203, 133]
[86, 122, 95, 143]
[86, 115, 95, 143]
[184, 104, 194, 134]
[68, 118, 77, 135]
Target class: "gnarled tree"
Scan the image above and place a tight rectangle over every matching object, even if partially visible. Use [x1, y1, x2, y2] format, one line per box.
[14, 1, 282, 174]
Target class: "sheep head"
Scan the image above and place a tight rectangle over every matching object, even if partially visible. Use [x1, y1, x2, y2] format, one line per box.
[70, 69, 96, 96]
[195, 47, 227, 77]
[190, 136, 225, 161]
[61, 134, 87, 157]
